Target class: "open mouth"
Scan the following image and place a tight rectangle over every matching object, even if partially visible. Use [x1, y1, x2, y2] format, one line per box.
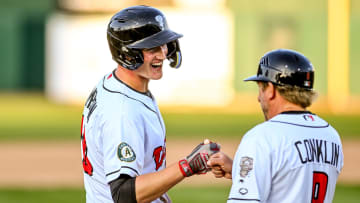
[151, 62, 162, 68]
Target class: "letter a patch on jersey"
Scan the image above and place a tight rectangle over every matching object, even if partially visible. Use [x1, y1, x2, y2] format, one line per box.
[118, 142, 136, 162]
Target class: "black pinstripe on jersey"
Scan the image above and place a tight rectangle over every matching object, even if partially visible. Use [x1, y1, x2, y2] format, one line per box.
[102, 77, 157, 114]
[106, 166, 139, 177]
[228, 198, 260, 201]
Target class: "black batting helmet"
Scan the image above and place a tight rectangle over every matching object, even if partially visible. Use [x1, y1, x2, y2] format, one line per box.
[107, 5, 183, 70]
[244, 49, 314, 90]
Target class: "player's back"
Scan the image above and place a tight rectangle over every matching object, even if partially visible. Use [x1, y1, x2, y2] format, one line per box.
[267, 112, 343, 203]
[228, 111, 344, 203]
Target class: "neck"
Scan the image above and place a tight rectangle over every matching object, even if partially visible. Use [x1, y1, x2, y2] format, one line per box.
[115, 66, 148, 93]
[266, 97, 305, 120]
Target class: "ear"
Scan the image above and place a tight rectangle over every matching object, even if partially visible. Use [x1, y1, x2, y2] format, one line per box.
[266, 82, 276, 100]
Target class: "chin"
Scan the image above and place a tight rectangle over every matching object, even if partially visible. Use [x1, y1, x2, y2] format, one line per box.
[153, 75, 163, 80]
[152, 71, 163, 80]
[150, 72, 163, 80]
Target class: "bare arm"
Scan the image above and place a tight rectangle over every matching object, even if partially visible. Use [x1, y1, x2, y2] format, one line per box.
[135, 162, 184, 203]
[135, 140, 220, 203]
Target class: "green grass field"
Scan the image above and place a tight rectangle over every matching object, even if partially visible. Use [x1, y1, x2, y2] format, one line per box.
[0, 184, 359, 203]
[0, 94, 359, 202]
[0, 94, 359, 141]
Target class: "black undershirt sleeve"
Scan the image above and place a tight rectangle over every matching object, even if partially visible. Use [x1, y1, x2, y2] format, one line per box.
[109, 174, 136, 203]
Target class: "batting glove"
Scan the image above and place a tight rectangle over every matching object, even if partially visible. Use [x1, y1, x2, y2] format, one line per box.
[179, 142, 220, 177]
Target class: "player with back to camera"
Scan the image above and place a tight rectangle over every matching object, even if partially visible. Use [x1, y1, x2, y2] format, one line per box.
[80, 5, 220, 203]
[207, 49, 344, 203]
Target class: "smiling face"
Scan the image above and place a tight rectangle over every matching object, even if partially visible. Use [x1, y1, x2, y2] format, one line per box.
[134, 44, 168, 81]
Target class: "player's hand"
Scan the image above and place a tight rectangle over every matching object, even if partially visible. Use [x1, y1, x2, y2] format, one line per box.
[178, 139, 220, 177]
[207, 152, 233, 179]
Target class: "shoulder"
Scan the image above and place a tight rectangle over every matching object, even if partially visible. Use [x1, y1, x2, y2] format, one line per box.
[243, 121, 273, 139]
[100, 97, 145, 124]
[241, 122, 271, 146]
[240, 119, 289, 150]
[90, 74, 139, 120]
[100, 73, 156, 114]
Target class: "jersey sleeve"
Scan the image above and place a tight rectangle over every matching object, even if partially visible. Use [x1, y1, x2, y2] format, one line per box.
[227, 124, 272, 202]
[102, 107, 145, 183]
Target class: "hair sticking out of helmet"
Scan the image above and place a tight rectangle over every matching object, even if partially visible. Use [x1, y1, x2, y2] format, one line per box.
[107, 5, 183, 70]
[244, 49, 314, 90]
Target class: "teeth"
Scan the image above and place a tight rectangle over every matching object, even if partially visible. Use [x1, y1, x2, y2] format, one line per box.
[152, 62, 162, 66]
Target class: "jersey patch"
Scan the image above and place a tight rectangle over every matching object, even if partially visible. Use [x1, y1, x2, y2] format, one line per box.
[240, 156, 253, 178]
[303, 114, 315, 121]
[118, 142, 136, 162]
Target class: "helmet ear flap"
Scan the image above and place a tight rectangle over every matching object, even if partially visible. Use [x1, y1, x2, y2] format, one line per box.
[167, 40, 182, 69]
[121, 48, 144, 70]
[110, 42, 144, 70]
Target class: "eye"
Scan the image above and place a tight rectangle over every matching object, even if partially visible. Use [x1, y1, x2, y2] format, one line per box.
[144, 47, 159, 53]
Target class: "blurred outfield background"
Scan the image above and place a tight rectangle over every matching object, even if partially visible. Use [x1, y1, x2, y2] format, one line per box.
[0, 0, 360, 202]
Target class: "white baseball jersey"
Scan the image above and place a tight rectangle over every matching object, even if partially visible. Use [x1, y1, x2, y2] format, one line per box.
[228, 111, 343, 203]
[81, 70, 170, 203]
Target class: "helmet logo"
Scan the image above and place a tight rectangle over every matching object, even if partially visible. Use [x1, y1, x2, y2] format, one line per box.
[155, 15, 164, 29]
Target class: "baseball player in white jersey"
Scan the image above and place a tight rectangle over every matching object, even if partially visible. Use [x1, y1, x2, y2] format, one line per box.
[80, 5, 220, 203]
[207, 49, 344, 203]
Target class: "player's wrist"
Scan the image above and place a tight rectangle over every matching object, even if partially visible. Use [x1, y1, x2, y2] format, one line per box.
[178, 159, 193, 177]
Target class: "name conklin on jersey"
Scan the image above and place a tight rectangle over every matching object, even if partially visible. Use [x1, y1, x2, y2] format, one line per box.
[294, 138, 341, 168]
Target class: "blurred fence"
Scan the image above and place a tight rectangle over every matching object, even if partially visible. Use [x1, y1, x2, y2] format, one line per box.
[0, 0, 359, 112]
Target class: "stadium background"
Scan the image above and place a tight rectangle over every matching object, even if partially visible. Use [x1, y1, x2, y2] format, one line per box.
[0, 0, 359, 202]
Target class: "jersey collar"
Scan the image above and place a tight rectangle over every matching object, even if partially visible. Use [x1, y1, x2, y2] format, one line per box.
[112, 69, 153, 99]
[280, 110, 314, 115]
[103, 71, 156, 113]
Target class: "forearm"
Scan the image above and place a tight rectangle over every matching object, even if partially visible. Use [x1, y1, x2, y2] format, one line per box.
[135, 162, 184, 203]
[135, 141, 220, 203]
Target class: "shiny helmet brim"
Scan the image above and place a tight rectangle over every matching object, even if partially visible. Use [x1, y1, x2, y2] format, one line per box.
[127, 30, 183, 49]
